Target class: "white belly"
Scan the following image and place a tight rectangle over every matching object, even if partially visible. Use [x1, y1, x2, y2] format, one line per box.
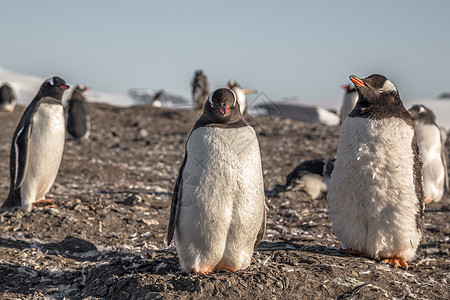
[21, 103, 65, 210]
[175, 126, 265, 272]
[415, 123, 446, 202]
[328, 117, 422, 261]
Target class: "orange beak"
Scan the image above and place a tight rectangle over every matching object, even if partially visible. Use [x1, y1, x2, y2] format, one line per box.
[349, 76, 365, 87]
[219, 106, 229, 115]
[60, 84, 70, 90]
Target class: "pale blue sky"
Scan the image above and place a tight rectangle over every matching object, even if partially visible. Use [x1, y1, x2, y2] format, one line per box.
[1, 0, 449, 107]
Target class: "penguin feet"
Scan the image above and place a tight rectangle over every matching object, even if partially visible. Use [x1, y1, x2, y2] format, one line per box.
[383, 257, 409, 270]
[32, 199, 56, 210]
[192, 268, 212, 275]
[341, 249, 361, 256]
[424, 198, 433, 204]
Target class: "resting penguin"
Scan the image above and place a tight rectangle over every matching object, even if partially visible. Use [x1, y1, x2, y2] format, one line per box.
[227, 79, 256, 115]
[285, 159, 334, 199]
[167, 88, 266, 274]
[409, 104, 448, 203]
[1, 77, 69, 212]
[340, 84, 358, 124]
[327, 74, 424, 269]
[66, 84, 91, 140]
[0, 83, 16, 112]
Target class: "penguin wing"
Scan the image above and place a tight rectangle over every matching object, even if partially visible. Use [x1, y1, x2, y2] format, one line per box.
[256, 205, 266, 244]
[440, 128, 449, 191]
[167, 150, 188, 245]
[13, 122, 32, 189]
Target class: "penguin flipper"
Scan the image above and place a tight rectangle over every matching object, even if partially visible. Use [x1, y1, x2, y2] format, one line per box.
[256, 204, 266, 244]
[13, 123, 32, 189]
[167, 151, 188, 245]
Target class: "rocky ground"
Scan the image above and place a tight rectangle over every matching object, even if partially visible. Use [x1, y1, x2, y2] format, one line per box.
[0, 103, 448, 299]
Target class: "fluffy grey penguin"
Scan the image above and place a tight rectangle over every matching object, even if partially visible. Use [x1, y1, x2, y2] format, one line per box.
[285, 159, 334, 199]
[167, 88, 266, 274]
[66, 84, 90, 140]
[227, 79, 256, 115]
[0, 83, 16, 112]
[1, 77, 69, 211]
[191, 70, 210, 109]
[409, 104, 448, 203]
[327, 74, 424, 269]
[340, 84, 358, 124]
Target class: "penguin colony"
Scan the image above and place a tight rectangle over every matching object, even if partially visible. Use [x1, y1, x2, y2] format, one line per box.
[1, 72, 445, 273]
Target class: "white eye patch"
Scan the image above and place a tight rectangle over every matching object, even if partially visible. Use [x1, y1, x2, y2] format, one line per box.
[45, 78, 54, 86]
[379, 80, 397, 93]
[419, 106, 426, 113]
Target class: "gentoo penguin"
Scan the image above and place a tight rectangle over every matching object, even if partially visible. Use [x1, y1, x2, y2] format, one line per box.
[1, 77, 69, 211]
[0, 83, 16, 112]
[167, 88, 266, 274]
[409, 104, 448, 203]
[285, 159, 334, 199]
[340, 84, 358, 124]
[227, 79, 256, 115]
[66, 84, 90, 140]
[191, 70, 210, 109]
[327, 74, 424, 269]
[151, 89, 164, 107]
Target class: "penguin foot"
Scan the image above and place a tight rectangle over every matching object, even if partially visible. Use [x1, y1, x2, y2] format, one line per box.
[341, 249, 361, 256]
[383, 257, 409, 270]
[32, 199, 56, 210]
[214, 262, 239, 272]
[424, 198, 433, 204]
[193, 268, 212, 275]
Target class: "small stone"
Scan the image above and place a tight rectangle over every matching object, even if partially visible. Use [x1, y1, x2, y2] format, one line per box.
[202, 282, 215, 293]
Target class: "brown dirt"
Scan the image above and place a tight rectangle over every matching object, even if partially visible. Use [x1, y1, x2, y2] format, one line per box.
[0, 103, 448, 299]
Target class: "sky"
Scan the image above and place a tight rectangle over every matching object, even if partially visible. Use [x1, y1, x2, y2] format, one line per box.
[1, 0, 449, 109]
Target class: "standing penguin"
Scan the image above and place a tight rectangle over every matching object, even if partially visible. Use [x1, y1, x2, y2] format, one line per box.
[191, 70, 210, 110]
[167, 88, 266, 274]
[328, 74, 424, 269]
[0, 83, 16, 112]
[340, 84, 358, 124]
[1, 77, 69, 211]
[227, 79, 256, 115]
[66, 84, 90, 140]
[409, 104, 448, 203]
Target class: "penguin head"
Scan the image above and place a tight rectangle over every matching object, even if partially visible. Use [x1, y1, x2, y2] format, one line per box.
[409, 104, 436, 124]
[203, 88, 241, 123]
[349, 74, 399, 106]
[227, 79, 239, 89]
[341, 84, 356, 94]
[74, 84, 90, 93]
[40, 76, 70, 100]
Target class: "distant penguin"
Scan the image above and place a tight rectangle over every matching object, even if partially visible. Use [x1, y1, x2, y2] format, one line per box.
[167, 88, 266, 274]
[340, 84, 358, 124]
[0, 83, 16, 112]
[191, 70, 210, 109]
[2, 77, 69, 211]
[328, 74, 424, 269]
[409, 104, 448, 203]
[151, 89, 164, 108]
[227, 79, 256, 115]
[66, 84, 90, 141]
[285, 159, 334, 199]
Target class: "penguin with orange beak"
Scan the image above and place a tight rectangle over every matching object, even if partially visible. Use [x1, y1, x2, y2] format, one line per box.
[328, 74, 424, 270]
[167, 88, 266, 274]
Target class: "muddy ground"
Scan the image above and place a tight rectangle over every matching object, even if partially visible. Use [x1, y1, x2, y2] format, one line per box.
[0, 103, 448, 299]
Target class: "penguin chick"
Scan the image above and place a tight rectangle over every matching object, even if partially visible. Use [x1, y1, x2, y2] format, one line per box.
[328, 74, 424, 270]
[2, 77, 69, 211]
[167, 88, 266, 274]
[0, 83, 16, 112]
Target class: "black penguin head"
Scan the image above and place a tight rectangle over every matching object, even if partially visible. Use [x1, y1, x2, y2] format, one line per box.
[203, 88, 241, 123]
[409, 104, 436, 124]
[227, 79, 239, 89]
[341, 84, 356, 94]
[40, 76, 69, 100]
[349, 74, 399, 106]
